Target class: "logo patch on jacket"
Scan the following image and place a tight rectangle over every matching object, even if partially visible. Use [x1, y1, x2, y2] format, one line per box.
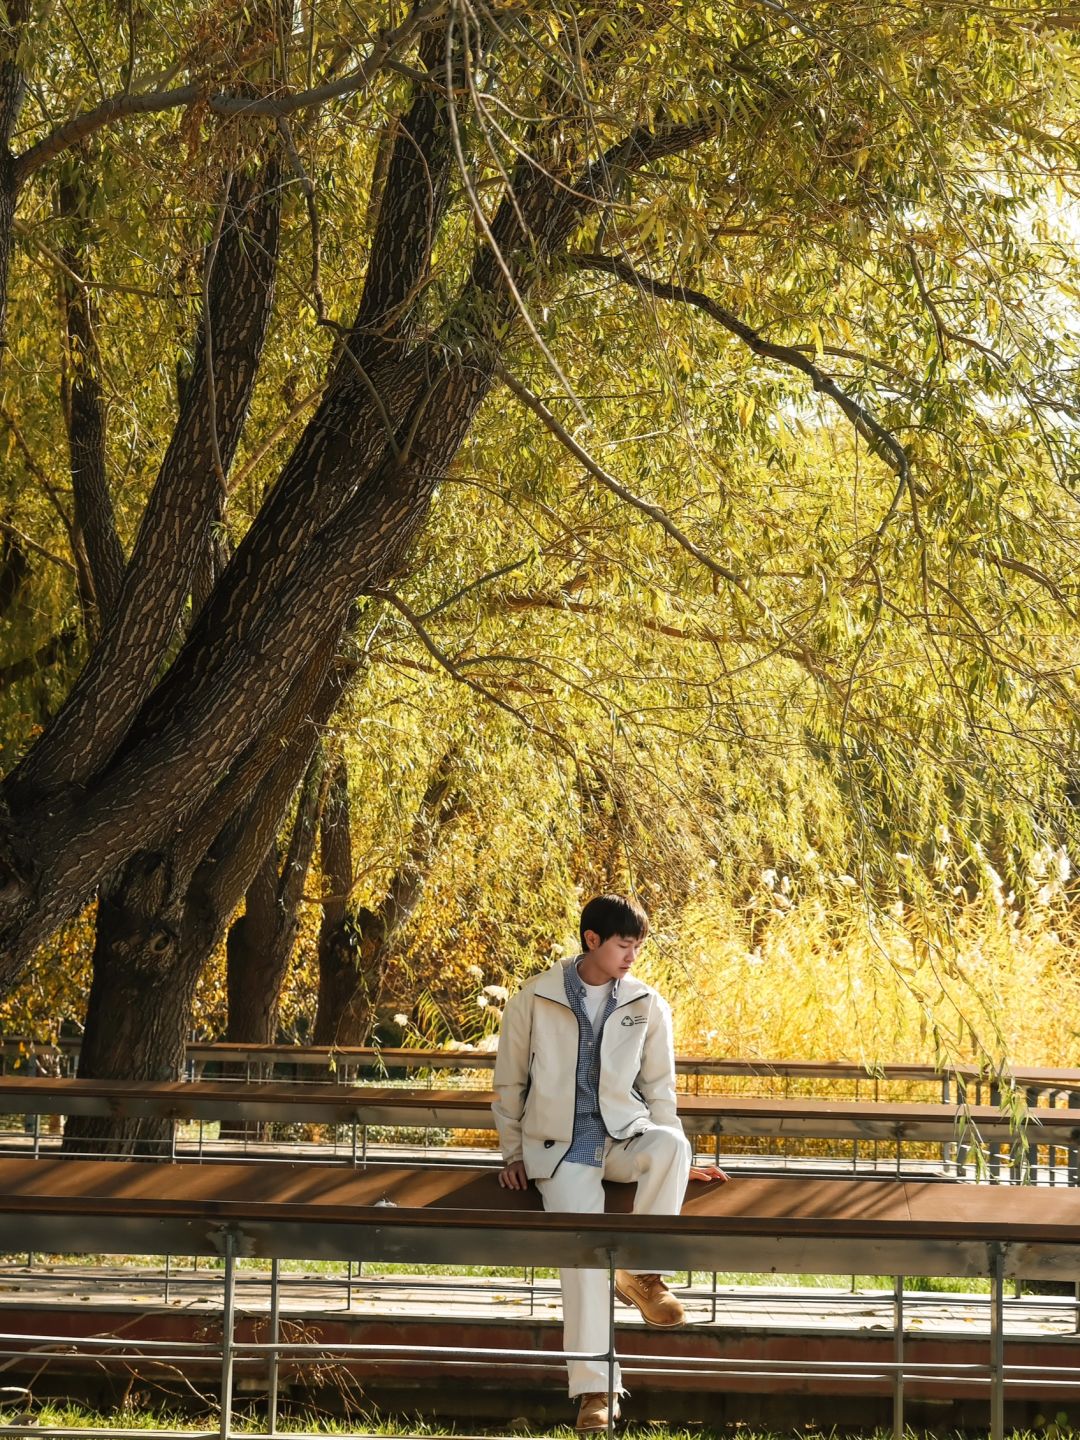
[621, 1014, 647, 1027]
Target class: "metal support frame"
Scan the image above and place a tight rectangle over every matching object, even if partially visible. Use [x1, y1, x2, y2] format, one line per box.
[606, 1250, 617, 1440]
[219, 1234, 237, 1440]
[990, 1243, 1005, 1440]
[893, 1275, 904, 1440]
[267, 1259, 280, 1435]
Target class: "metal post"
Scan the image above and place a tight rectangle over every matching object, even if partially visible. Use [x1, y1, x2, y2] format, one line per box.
[606, 1250, 617, 1440]
[989, 1244, 1005, 1440]
[941, 1074, 950, 1168]
[990, 1082, 1001, 1182]
[170, 1118, 178, 1162]
[351, 1122, 358, 1168]
[164, 1254, 172, 1305]
[1069, 1090, 1079, 1186]
[893, 1275, 904, 1440]
[1027, 1087, 1039, 1183]
[268, 1258, 280, 1435]
[346, 1259, 354, 1309]
[32, 1112, 40, 1160]
[220, 1234, 237, 1440]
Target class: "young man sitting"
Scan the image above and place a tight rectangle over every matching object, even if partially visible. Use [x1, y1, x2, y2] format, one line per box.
[493, 893, 727, 1431]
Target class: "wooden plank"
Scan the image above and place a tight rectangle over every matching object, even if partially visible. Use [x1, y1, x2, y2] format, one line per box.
[0, 1079, 1076, 1148]
[0, 1159, 1079, 1279]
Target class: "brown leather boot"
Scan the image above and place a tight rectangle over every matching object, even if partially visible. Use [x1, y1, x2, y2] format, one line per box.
[613, 1270, 685, 1327]
[575, 1391, 620, 1432]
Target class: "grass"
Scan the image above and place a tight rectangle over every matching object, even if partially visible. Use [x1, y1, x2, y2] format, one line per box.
[2, 1408, 1080, 1439]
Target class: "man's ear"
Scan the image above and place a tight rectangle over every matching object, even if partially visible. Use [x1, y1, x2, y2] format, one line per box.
[583, 928, 601, 952]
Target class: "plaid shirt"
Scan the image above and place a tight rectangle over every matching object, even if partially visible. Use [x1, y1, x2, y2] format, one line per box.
[562, 957, 619, 1167]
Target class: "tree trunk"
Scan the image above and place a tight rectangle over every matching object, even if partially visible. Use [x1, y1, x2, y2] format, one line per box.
[314, 749, 462, 1047]
[61, 651, 345, 1151]
[226, 744, 327, 1046]
[64, 883, 207, 1155]
[225, 850, 285, 1050]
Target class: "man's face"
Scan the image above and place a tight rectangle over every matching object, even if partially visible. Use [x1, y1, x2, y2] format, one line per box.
[580, 930, 645, 983]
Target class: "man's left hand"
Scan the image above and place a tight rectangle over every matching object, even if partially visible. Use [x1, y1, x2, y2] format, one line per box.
[689, 1163, 729, 1183]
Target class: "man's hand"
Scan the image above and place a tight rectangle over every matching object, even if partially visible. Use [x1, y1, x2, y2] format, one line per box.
[689, 1162, 729, 1183]
[498, 1160, 530, 1190]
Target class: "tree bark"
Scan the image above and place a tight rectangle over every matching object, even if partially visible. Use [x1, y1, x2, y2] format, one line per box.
[0, 0, 29, 352]
[225, 744, 327, 1047]
[59, 154, 125, 634]
[62, 870, 208, 1155]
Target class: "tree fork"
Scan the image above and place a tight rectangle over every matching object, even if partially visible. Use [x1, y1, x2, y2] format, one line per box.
[11, 154, 283, 799]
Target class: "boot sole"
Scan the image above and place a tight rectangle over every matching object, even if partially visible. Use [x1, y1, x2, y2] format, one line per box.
[613, 1283, 685, 1327]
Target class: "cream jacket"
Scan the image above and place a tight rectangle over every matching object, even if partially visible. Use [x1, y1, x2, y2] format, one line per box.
[491, 957, 682, 1180]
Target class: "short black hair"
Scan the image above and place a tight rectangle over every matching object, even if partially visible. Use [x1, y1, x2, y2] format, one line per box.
[579, 893, 649, 951]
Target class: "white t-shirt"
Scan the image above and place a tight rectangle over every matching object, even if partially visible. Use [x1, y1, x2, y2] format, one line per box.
[581, 978, 612, 1033]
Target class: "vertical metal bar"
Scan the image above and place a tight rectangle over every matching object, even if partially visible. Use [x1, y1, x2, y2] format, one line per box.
[606, 1250, 617, 1440]
[170, 1118, 178, 1162]
[220, 1234, 237, 1440]
[1027, 1087, 1039, 1183]
[346, 1259, 353, 1309]
[351, 1122, 358, 1168]
[268, 1258, 280, 1435]
[164, 1254, 172, 1305]
[32, 1112, 40, 1160]
[990, 1082, 1001, 1183]
[941, 1074, 950, 1169]
[893, 1275, 904, 1440]
[1069, 1090, 1080, 1186]
[361, 1125, 368, 1163]
[989, 1244, 1005, 1440]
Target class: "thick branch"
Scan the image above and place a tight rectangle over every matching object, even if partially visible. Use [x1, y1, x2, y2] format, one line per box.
[13, 1, 450, 184]
[13, 155, 282, 797]
[59, 160, 125, 628]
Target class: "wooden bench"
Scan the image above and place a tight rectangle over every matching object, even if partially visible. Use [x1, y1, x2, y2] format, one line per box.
[1, 1156, 1079, 1439]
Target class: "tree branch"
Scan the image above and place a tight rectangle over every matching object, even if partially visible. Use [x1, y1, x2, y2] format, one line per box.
[365, 586, 577, 758]
[493, 360, 758, 602]
[14, 0, 450, 183]
[569, 252, 914, 562]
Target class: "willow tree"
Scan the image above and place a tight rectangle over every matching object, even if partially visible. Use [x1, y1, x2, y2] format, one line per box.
[1, 1, 1078, 1099]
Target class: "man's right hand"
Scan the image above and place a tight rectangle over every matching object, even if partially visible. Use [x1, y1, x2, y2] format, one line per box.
[498, 1160, 529, 1190]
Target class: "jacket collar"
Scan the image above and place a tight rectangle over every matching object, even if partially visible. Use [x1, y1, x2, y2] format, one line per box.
[533, 955, 649, 1008]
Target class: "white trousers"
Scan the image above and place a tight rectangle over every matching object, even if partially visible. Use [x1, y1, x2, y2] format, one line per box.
[534, 1124, 692, 1396]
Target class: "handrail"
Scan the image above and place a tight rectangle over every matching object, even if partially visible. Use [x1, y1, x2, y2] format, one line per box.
[3, 1038, 1076, 1094]
[0, 1077, 1075, 1145]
